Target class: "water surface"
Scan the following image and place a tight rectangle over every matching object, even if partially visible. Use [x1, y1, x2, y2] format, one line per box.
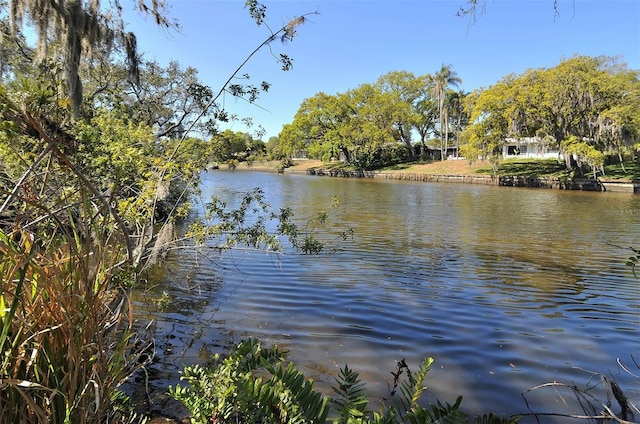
[134, 171, 640, 421]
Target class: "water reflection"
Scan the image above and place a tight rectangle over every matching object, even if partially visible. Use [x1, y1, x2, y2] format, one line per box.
[133, 171, 640, 421]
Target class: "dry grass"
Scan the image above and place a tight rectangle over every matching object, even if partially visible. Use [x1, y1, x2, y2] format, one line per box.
[284, 159, 491, 175]
[0, 228, 147, 422]
[0, 205, 150, 422]
[387, 159, 490, 175]
[231, 159, 490, 175]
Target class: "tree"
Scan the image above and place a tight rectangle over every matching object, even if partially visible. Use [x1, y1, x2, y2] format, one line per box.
[414, 80, 439, 159]
[209, 129, 263, 163]
[375, 71, 431, 160]
[282, 83, 410, 169]
[339, 83, 400, 169]
[0, 2, 322, 418]
[528, 56, 639, 170]
[5, 0, 175, 117]
[433, 64, 462, 160]
[561, 136, 604, 179]
[84, 59, 216, 139]
[279, 91, 342, 160]
[0, 11, 33, 80]
[460, 77, 513, 171]
[447, 90, 469, 158]
[461, 56, 640, 174]
[266, 135, 285, 160]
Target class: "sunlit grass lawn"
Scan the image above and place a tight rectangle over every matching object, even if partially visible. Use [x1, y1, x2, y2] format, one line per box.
[474, 159, 570, 177]
[288, 158, 639, 181]
[602, 160, 640, 180]
[474, 158, 639, 180]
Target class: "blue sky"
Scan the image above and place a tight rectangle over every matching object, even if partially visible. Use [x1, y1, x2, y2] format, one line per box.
[126, 0, 640, 140]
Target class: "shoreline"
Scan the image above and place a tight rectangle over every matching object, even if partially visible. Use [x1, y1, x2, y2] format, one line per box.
[219, 160, 639, 193]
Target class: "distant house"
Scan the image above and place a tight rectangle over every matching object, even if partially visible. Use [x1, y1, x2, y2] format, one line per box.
[424, 146, 459, 161]
[503, 137, 560, 159]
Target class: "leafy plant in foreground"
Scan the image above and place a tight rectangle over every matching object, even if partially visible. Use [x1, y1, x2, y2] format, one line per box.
[169, 338, 329, 424]
[171, 339, 521, 424]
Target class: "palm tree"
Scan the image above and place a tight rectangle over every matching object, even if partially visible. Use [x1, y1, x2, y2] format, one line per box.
[433, 64, 462, 160]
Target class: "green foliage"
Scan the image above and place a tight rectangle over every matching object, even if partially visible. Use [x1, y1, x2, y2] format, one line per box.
[153, 290, 172, 311]
[186, 188, 350, 254]
[5, 0, 174, 117]
[74, 111, 155, 189]
[266, 136, 286, 160]
[276, 157, 293, 173]
[0, 12, 324, 420]
[432, 65, 463, 161]
[397, 358, 433, 419]
[560, 136, 605, 178]
[279, 195, 353, 254]
[461, 56, 640, 171]
[0, 70, 156, 422]
[331, 365, 369, 423]
[169, 338, 329, 424]
[172, 340, 521, 424]
[198, 187, 281, 250]
[0, 2, 333, 422]
[257, 361, 331, 424]
[0, 78, 203, 269]
[280, 74, 431, 169]
[210, 129, 265, 163]
[280, 69, 471, 169]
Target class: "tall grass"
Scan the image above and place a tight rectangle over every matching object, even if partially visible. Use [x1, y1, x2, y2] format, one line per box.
[0, 199, 150, 422]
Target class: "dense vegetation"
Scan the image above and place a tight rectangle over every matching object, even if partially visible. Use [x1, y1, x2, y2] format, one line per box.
[0, 0, 638, 422]
[273, 57, 640, 177]
[275, 68, 465, 169]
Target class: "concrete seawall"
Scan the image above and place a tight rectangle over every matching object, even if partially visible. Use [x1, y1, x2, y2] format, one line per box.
[304, 169, 639, 193]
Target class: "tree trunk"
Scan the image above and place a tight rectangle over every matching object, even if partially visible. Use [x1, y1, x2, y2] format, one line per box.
[398, 125, 415, 160]
[340, 147, 351, 164]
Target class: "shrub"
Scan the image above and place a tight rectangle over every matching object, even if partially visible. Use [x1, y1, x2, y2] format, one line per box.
[170, 339, 522, 424]
[276, 158, 293, 173]
[170, 338, 329, 424]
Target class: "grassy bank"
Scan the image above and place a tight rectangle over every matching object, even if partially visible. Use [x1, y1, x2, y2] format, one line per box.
[279, 158, 639, 181]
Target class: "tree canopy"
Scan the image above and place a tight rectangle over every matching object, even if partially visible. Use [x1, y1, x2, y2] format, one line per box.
[6, 0, 176, 116]
[0, 0, 316, 270]
[0, 2, 326, 418]
[278, 55, 638, 177]
[279, 69, 467, 169]
[461, 55, 640, 174]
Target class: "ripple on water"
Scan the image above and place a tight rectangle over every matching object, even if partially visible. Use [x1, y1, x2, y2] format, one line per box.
[135, 172, 640, 422]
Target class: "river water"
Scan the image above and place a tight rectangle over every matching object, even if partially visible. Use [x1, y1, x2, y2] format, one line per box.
[133, 170, 640, 421]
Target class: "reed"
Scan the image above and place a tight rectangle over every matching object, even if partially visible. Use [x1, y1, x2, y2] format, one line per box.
[0, 209, 149, 422]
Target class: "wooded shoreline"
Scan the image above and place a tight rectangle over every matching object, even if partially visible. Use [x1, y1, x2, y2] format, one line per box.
[222, 160, 640, 193]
